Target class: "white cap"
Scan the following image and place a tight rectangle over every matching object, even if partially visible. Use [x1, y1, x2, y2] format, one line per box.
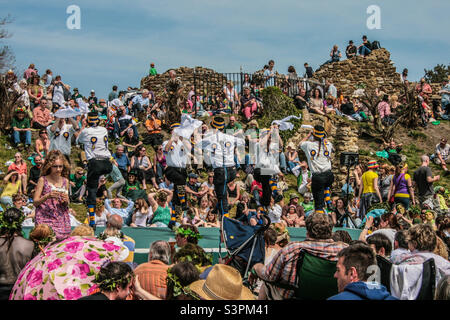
[91, 89, 95, 93]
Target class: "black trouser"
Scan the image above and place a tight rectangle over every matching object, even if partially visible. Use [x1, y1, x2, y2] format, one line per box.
[213, 166, 236, 216]
[86, 159, 113, 205]
[311, 170, 334, 212]
[253, 168, 272, 207]
[143, 133, 163, 147]
[164, 166, 187, 208]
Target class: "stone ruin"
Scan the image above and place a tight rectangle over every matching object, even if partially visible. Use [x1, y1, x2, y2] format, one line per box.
[312, 48, 404, 96]
[140, 66, 229, 96]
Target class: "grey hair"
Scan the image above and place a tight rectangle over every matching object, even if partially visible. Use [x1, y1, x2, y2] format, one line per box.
[116, 144, 125, 151]
[421, 155, 429, 163]
[148, 240, 171, 264]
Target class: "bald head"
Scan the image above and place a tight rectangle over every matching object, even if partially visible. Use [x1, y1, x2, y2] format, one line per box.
[107, 214, 123, 229]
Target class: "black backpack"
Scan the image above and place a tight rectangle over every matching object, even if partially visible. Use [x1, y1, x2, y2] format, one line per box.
[371, 40, 381, 50]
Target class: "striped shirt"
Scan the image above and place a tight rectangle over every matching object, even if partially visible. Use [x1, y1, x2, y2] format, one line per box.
[262, 239, 348, 299]
[133, 260, 169, 299]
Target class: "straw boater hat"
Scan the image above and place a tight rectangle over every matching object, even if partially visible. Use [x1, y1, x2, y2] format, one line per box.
[189, 264, 255, 300]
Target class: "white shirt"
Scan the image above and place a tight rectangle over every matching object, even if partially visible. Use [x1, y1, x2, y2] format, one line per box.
[134, 207, 153, 227]
[95, 210, 109, 227]
[200, 130, 245, 169]
[163, 138, 190, 168]
[300, 139, 333, 173]
[435, 143, 450, 160]
[255, 140, 281, 175]
[48, 123, 76, 156]
[268, 204, 282, 223]
[76, 126, 112, 160]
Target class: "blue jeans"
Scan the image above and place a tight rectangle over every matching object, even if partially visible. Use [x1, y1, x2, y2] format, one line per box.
[13, 130, 32, 146]
[287, 159, 299, 172]
[359, 45, 372, 56]
[351, 113, 363, 121]
[279, 152, 287, 172]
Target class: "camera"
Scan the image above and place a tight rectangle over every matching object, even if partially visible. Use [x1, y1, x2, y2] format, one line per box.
[373, 216, 381, 228]
[340, 152, 359, 167]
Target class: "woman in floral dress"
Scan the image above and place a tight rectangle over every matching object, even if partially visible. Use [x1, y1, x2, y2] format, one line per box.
[33, 150, 71, 240]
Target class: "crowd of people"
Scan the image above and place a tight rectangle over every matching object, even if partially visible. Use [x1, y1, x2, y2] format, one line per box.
[1, 45, 449, 301]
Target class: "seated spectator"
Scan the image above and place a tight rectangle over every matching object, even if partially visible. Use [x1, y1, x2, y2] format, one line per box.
[158, 174, 174, 191]
[96, 175, 108, 199]
[308, 88, 326, 115]
[241, 86, 258, 121]
[34, 129, 50, 159]
[104, 198, 135, 226]
[132, 241, 171, 299]
[130, 145, 158, 190]
[390, 229, 410, 262]
[293, 88, 309, 110]
[224, 116, 243, 135]
[204, 210, 219, 228]
[11, 107, 32, 149]
[282, 193, 305, 222]
[175, 225, 202, 248]
[268, 194, 284, 224]
[182, 207, 205, 228]
[223, 81, 240, 114]
[144, 110, 163, 148]
[378, 94, 394, 125]
[328, 45, 342, 64]
[285, 143, 300, 173]
[439, 76, 450, 114]
[331, 230, 352, 244]
[282, 204, 305, 227]
[251, 212, 348, 299]
[31, 98, 53, 130]
[121, 171, 147, 202]
[415, 78, 433, 96]
[27, 155, 42, 197]
[431, 138, 450, 173]
[185, 173, 208, 205]
[148, 190, 173, 228]
[300, 192, 315, 215]
[251, 179, 263, 207]
[122, 127, 143, 157]
[114, 105, 138, 142]
[0, 207, 34, 300]
[8, 153, 27, 195]
[165, 262, 200, 300]
[357, 35, 372, 56]
[27, 75, 44, 109]
[154, 145, 167, 184]
[79, 261, 153, 300]
[227, 179, 240, 208]
[328, 243, 397, 300]
[235, 192, 250, 222]
[390, 224, 450, 299]
[94, 199, 110, 227]
[341, 96, 363, 121]
[69, 167, 86, 203]
[128, 89, 150, 119]
[112, 145, 131, 181]
[345, 40, 357, 59]
[367, 233, 393, 259]
[87, 89, 97, 105]
[97, 214, 136, 263]
[107, 164, 126, 199]
[201, 172, 215, 197]
[130, 198, 153, 228]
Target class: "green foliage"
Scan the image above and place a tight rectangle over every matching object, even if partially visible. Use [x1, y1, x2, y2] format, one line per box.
[408, 130, 427, 140]
[259, 86, 302, 143]
[424, 64, 450, 83]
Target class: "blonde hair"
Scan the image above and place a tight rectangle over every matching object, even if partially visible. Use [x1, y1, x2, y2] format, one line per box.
[71, 224, 95, 237]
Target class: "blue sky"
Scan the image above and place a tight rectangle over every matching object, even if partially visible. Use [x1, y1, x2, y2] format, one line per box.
[1, 0, 449, 99]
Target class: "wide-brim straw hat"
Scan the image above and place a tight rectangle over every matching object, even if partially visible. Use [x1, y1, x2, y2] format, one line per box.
[189, 264, 255, 300]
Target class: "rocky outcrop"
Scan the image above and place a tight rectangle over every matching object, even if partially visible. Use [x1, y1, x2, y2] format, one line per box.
[312, 48, 403, 96]
[140, 66, 228, 96]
